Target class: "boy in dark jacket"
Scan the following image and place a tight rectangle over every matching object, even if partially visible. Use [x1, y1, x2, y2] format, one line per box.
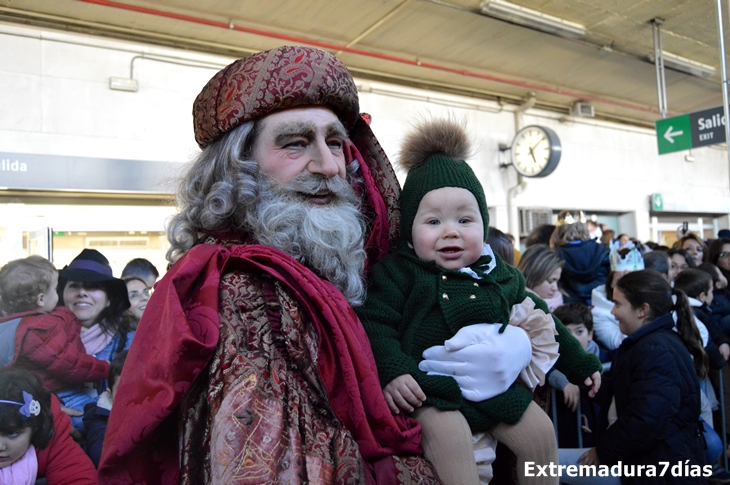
[548, 303, 610, 448]
[698, 262, 730, 337]
[83, 350, 127, 467]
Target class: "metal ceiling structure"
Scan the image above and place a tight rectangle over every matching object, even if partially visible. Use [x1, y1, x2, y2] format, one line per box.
[0, 0, 726, 127]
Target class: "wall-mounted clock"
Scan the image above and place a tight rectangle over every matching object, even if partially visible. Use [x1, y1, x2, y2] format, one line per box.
[510, 125, 561, 177]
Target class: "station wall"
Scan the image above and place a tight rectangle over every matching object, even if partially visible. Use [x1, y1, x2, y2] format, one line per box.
[1, 22, 728, 252]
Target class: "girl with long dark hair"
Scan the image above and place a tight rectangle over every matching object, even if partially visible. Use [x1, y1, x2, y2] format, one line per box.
[561, 270, 708, 484]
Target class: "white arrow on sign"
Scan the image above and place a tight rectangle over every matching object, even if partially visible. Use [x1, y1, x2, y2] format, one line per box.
[664, 126, 684, 144]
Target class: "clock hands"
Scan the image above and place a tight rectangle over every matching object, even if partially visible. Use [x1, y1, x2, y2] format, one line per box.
[510, 125, 561, 178]
[528, 138, 548, 165]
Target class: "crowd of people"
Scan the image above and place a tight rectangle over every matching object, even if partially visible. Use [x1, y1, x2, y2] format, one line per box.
[0, 252, 156, 483]
[0, 44, 727, 485]
[517, 217, 730, 484]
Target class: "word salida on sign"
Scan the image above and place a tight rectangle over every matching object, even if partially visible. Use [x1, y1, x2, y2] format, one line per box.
[1, 159, 28, 172]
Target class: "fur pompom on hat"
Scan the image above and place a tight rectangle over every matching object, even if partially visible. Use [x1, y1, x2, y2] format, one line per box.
[397, 119, 489, 242]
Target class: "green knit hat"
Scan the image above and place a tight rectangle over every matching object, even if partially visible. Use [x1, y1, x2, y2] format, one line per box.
[398, 120, 489, 242]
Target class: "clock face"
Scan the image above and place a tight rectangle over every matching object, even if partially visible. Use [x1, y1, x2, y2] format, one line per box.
[510, 125, 561, 178]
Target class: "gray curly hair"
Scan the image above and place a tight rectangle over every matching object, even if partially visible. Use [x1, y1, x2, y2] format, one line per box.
[167, 120, 260, 262]
[166, 120, 368, 305]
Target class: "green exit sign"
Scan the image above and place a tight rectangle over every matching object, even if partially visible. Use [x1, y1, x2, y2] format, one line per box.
[656, 106, 726, 154]
[651, 193, 663, 211]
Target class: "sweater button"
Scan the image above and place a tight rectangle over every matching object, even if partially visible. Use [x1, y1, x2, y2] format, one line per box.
[469, 294, 476, 299]
[473, 282, 479, 287]
[442, 275, 447, 281]
[442, 293, 449, 300]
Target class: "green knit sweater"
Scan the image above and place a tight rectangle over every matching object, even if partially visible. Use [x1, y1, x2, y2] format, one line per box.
[356, 242, 602, 433]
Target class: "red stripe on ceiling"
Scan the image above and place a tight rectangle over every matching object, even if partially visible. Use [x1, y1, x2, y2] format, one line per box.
[77, 0, 659, 115]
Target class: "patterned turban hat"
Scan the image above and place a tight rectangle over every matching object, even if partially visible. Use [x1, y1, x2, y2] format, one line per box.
[193, 45, 360, 148]
[191, 45, 403, 267]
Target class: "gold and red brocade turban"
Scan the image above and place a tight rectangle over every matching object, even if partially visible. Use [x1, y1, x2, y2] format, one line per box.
[192, 45, 403, 261]
[193, 45, 360, 148]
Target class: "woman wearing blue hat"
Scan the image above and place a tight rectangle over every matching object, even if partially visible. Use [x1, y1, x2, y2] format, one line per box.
[55, 249, 133, 431]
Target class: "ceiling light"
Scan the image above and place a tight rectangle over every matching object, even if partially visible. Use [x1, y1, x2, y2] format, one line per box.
[109, 77, 138, 92]
[650, 51, 716, 78]
[479, 0, 586, 39]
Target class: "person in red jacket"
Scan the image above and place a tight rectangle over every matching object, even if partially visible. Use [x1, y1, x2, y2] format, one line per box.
[0, 368, 97, 484]
[0, 256, 109, 391]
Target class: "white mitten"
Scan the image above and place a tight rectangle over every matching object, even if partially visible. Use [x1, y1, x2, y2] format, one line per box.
[418, 323, 531, 402]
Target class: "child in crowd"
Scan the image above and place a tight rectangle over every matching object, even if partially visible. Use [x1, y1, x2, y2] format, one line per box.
[120, 258, 159, 289]
[699, 262, 729, 293]
[550, 213, 610, 306]
[668, 247, 694, 282]
[549, 303, 610, 448]
[358, 119, 602, 485]
[83, 350, 127, 467]
[643, 250, 672, 283]
[525, 224, 556, 248]
[0, 368, 97, 484]
[591, 242, 644, 351]
[675, 269, 729, 364]
[486, 226, 515, 266]
[122, 277, 151, 330]
[674, 269, 730, 481]
[517, 244, 565, 311]
[698, 262, 730, 336]
[674, 269, 729, 431]
[0, 256, 109, 393]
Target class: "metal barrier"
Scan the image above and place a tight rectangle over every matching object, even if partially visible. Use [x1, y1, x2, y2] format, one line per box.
[552, 368, 729, 469]
[720, 368, 728, 469]
[551, 388, 583, 449]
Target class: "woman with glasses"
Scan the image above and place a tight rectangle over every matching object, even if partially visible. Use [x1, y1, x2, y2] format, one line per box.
[707, 239, 730, 334]
[123, 276, 151, 330]
[709, 238, 730, 283]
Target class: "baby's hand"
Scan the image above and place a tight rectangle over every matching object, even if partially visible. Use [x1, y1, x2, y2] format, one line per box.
[584, 371, 601, 398]
[563, 383, 580, 412]
[383, 375, 426, 415]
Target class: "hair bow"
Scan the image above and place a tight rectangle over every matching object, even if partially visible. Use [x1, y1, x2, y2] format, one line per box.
[0, 391, 41, 418]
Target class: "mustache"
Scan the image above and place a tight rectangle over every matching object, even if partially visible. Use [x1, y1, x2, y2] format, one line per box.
[275, 173, 357, 203]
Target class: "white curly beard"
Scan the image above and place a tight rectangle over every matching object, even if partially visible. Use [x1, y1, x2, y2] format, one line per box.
[246, 173, 367, 306]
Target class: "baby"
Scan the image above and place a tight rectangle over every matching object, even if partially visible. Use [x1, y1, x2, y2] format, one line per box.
[357, 119, 601, 485]
[0, 256, 109, 393]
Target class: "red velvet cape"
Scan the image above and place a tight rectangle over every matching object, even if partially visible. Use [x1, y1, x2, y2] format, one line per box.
[98, 244, 423, 484]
